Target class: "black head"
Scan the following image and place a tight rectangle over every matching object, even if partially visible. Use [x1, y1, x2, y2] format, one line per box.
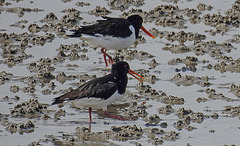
[111, 61, 144, 94]
[127, 15, 143, 28]
[111, 61, 130, 80]
[127, 14, 155, 39]
[111, 61, 129, 94]
[127, 15, 143, 38]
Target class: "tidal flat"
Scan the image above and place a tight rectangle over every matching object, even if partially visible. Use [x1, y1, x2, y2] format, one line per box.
[0, 0, 240, 145]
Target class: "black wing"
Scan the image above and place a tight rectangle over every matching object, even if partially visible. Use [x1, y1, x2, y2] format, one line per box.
[68, 17, 133, 38]
[52, 75, 117, 105]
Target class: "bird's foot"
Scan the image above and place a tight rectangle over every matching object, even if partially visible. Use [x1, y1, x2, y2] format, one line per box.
[104, 111, 128, 121]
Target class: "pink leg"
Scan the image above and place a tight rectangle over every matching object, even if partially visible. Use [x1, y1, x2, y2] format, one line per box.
[106, 54, 113, 65]
[88, 107, 92, 123]
[89, 123, 91, 132]
[88, 107, 92, 131]
[101, 48, 108, 66]
[103, 110, 128, 121]
[101, 48, 113, 66]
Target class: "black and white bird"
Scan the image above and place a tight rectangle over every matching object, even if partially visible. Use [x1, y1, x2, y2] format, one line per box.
[68, 14, 155, 66]
[52, 61, 144, 122]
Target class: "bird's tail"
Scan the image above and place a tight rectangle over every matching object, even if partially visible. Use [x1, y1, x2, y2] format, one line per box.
[67, 30, 82, 37]
[51, 96, 64, 105]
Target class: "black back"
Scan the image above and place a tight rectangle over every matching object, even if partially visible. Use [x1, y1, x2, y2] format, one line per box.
[68, 15, 143, 39]
[52, 61, 130, 105]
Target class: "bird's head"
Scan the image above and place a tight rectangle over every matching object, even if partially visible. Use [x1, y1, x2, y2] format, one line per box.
[111, 61, 144, 82]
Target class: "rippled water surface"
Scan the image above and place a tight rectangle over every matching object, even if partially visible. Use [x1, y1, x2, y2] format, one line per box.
[0, 0, 240, 145]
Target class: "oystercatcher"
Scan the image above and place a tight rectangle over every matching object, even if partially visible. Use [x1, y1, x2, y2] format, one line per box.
[52, 61, 144, 123]
[68, 14, 155, 66]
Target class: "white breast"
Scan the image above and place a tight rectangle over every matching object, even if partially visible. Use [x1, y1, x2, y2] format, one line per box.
[81, 25, 136, 50]
[71, 92, 123, 111]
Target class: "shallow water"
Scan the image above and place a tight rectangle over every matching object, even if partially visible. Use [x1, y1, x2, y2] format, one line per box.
[0, 0, 240, 145]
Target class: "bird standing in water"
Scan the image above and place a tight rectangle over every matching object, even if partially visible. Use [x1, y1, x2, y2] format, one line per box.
[52, 61, 144, 123]
[68, 14, 155, 66]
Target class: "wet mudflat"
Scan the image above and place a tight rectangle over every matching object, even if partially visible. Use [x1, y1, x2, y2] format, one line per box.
[0, 0, 240, 145]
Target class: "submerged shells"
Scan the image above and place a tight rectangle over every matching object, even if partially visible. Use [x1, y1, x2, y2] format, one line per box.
[1, 0, 240, 145]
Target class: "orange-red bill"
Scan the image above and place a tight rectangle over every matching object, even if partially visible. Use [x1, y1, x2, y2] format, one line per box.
[141, 26, 155, 39]
[128, 69, 144, 82]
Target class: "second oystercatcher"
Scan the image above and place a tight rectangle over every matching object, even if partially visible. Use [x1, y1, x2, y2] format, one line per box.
[52, 61, 144, 123]
[68, 14, 155, 66]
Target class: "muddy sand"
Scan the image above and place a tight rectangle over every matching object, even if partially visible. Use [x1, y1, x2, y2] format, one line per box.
[0, 0, 240, 145]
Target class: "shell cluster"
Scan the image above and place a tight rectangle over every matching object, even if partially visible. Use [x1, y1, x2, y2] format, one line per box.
[0, 0, 240, 145]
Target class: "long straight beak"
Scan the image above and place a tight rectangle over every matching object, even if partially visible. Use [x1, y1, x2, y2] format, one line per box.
[128, 69, 144, 82]
[141, 26, 155, 39]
